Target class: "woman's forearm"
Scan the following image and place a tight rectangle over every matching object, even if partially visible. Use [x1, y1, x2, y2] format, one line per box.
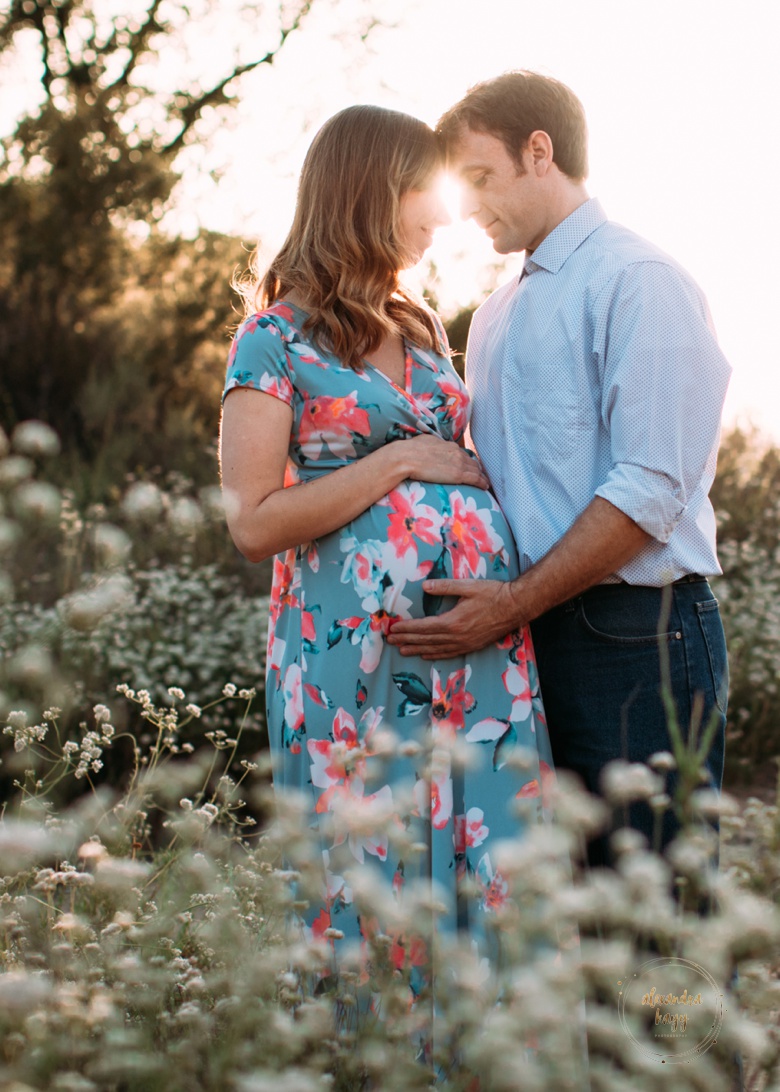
[225, 441, 413, 562]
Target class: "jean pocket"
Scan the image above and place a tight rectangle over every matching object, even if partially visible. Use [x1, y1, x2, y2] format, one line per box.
[577, 596, 680, 646]
[695, 598, 729, 714]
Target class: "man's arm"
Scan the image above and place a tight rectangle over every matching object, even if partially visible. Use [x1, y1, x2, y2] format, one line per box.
[387, 495, 650, 659]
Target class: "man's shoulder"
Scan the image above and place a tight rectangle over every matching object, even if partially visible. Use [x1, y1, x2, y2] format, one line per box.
[587, 219, 690, 281]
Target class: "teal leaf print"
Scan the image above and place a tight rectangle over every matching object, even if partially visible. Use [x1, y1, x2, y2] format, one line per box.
[493, 724, 518, 771]
[356, 678, 367, 709]
[392, 672, 432, 717]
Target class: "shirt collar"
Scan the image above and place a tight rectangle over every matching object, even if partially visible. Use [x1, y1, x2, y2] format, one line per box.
[523, 197, 607, 276]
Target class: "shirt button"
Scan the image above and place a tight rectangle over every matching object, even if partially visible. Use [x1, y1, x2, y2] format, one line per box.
[675, 631, 682, 640]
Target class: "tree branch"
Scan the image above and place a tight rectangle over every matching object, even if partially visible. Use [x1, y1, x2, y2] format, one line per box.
[161, 0, 314, 158]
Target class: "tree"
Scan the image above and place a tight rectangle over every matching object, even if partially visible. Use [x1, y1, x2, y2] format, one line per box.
[0, 0, 317, 493]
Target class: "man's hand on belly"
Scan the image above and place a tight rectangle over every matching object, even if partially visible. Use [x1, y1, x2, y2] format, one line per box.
[387, 498, 651, 659]
[387, 579, 521, 659]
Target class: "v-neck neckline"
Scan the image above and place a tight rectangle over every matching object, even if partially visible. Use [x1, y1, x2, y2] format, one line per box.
[279, 300, 413, 395]
[362, 341, 412, 395]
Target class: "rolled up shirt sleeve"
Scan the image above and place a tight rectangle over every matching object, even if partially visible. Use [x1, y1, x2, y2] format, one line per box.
[592, 260, 731, 544]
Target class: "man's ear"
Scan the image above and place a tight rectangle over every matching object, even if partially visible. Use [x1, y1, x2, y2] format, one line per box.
[526, 130, 554, 175]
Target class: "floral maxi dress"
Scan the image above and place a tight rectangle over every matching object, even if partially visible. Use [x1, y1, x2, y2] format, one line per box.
[223, 302, 554, 1009]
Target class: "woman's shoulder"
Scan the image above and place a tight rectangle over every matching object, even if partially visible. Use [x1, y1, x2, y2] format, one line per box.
[235, 302, 304, 343]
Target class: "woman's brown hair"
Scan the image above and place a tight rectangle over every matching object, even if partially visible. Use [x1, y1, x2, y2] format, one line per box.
[238, 105, 445, 370]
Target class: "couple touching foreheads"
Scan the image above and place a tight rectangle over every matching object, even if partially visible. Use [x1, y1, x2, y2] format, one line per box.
[220, 69, 730, 997]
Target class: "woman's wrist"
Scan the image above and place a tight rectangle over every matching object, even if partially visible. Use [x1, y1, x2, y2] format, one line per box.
[375, 439, 413, 488]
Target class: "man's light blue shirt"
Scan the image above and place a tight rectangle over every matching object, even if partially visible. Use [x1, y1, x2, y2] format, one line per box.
[466, 198, 732, 585]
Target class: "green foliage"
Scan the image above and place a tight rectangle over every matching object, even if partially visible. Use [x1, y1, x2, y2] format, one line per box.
[0, 0, 313, 500]
[710, 428, 780, 777]
[0, 427, 272, 808]
[0, 698, 778, 1089]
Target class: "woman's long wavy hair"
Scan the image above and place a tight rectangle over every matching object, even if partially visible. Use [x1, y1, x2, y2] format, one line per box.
[237, 105, 445, 370]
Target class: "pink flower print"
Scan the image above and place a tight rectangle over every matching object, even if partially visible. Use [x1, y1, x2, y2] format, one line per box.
[281, 662, 305, 749]
[270, 554, 300, 625]
[357, 705, 385, 751]
[309, 907, 331, 943]
[431, 665, 476, 737]
[502, 657, 532, 724]
[476, 853, 509, 913]
[390, 930, 428, 973]
[333, 707, 359, 748]
[258, 372, 294, 404]
[330, 777, 394, 863]
[431, 775, 453, 830]
[267, 630, 286, 678]
[323, 852, 352, 907]
[308, 739, 344, 795]
[414, 376, 469, 437]
[268, 303, 296, 323]
[454, 808, 489, 854]
[413, 775, 430, 819]
[329, 610, 398, 675]
[430, 747, 453, 830]
[357, 614, 392, 673]
[516, 760, 556, 809]
[340, 536, 385, 609]
[435, 375, 469, 433]
[381, 482, 442, 561]
[306, 542, 320, 572]
[307, 708, 362, 794]
[442, 492, 505, 578]
[270, 553, 319, 651]
[303, 683, 332, 709]
[298, 392, 370, 459]
[392, 862, 405, 899]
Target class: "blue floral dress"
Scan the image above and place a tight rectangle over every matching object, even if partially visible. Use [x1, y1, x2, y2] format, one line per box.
[224, 301, 554, 1010]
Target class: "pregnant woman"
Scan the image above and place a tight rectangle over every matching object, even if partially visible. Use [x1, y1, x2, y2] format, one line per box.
[219, 105, 554, 1042]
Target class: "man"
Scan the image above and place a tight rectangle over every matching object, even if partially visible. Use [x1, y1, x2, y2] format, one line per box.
[388, 71, 731, 866]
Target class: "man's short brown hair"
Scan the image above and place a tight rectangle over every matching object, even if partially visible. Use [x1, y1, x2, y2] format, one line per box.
[437, 70, 588, 181]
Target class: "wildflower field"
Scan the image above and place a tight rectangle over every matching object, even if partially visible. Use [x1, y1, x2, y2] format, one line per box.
[1, 421, 780, 1092]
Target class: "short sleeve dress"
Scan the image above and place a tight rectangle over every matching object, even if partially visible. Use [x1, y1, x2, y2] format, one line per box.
[224, 301, 554, 1010]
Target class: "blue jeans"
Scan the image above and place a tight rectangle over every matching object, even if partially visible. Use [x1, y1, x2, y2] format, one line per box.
[530, 578, 728, 867]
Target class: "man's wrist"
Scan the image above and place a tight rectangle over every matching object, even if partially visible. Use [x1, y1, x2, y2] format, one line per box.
[504, 576, 532, 631]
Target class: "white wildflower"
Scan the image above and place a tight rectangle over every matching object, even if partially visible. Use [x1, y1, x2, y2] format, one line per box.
[168, 687, 186, 701]
[13, 480, 62, 524]
[648, 750, 677, 771]
[0, 455, 34, 486]
[93, 522, 132, 567]
[169, 496, 204, 533]
[122, 481, 163, 521]
[185, 703, 202, 718]
[238, 688, 256, 700]
[195, 803, 219, 824]
[222, 683, 237, 697]
[59, 575, 133, 631]
[601, 760, 662, 804]
[11, 420, 61, 457]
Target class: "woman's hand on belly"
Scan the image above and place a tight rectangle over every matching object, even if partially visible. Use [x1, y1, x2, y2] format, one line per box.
[387, 577, 522, 658]
[397, 434, 491, 490]
[220, 390, 489, 563]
